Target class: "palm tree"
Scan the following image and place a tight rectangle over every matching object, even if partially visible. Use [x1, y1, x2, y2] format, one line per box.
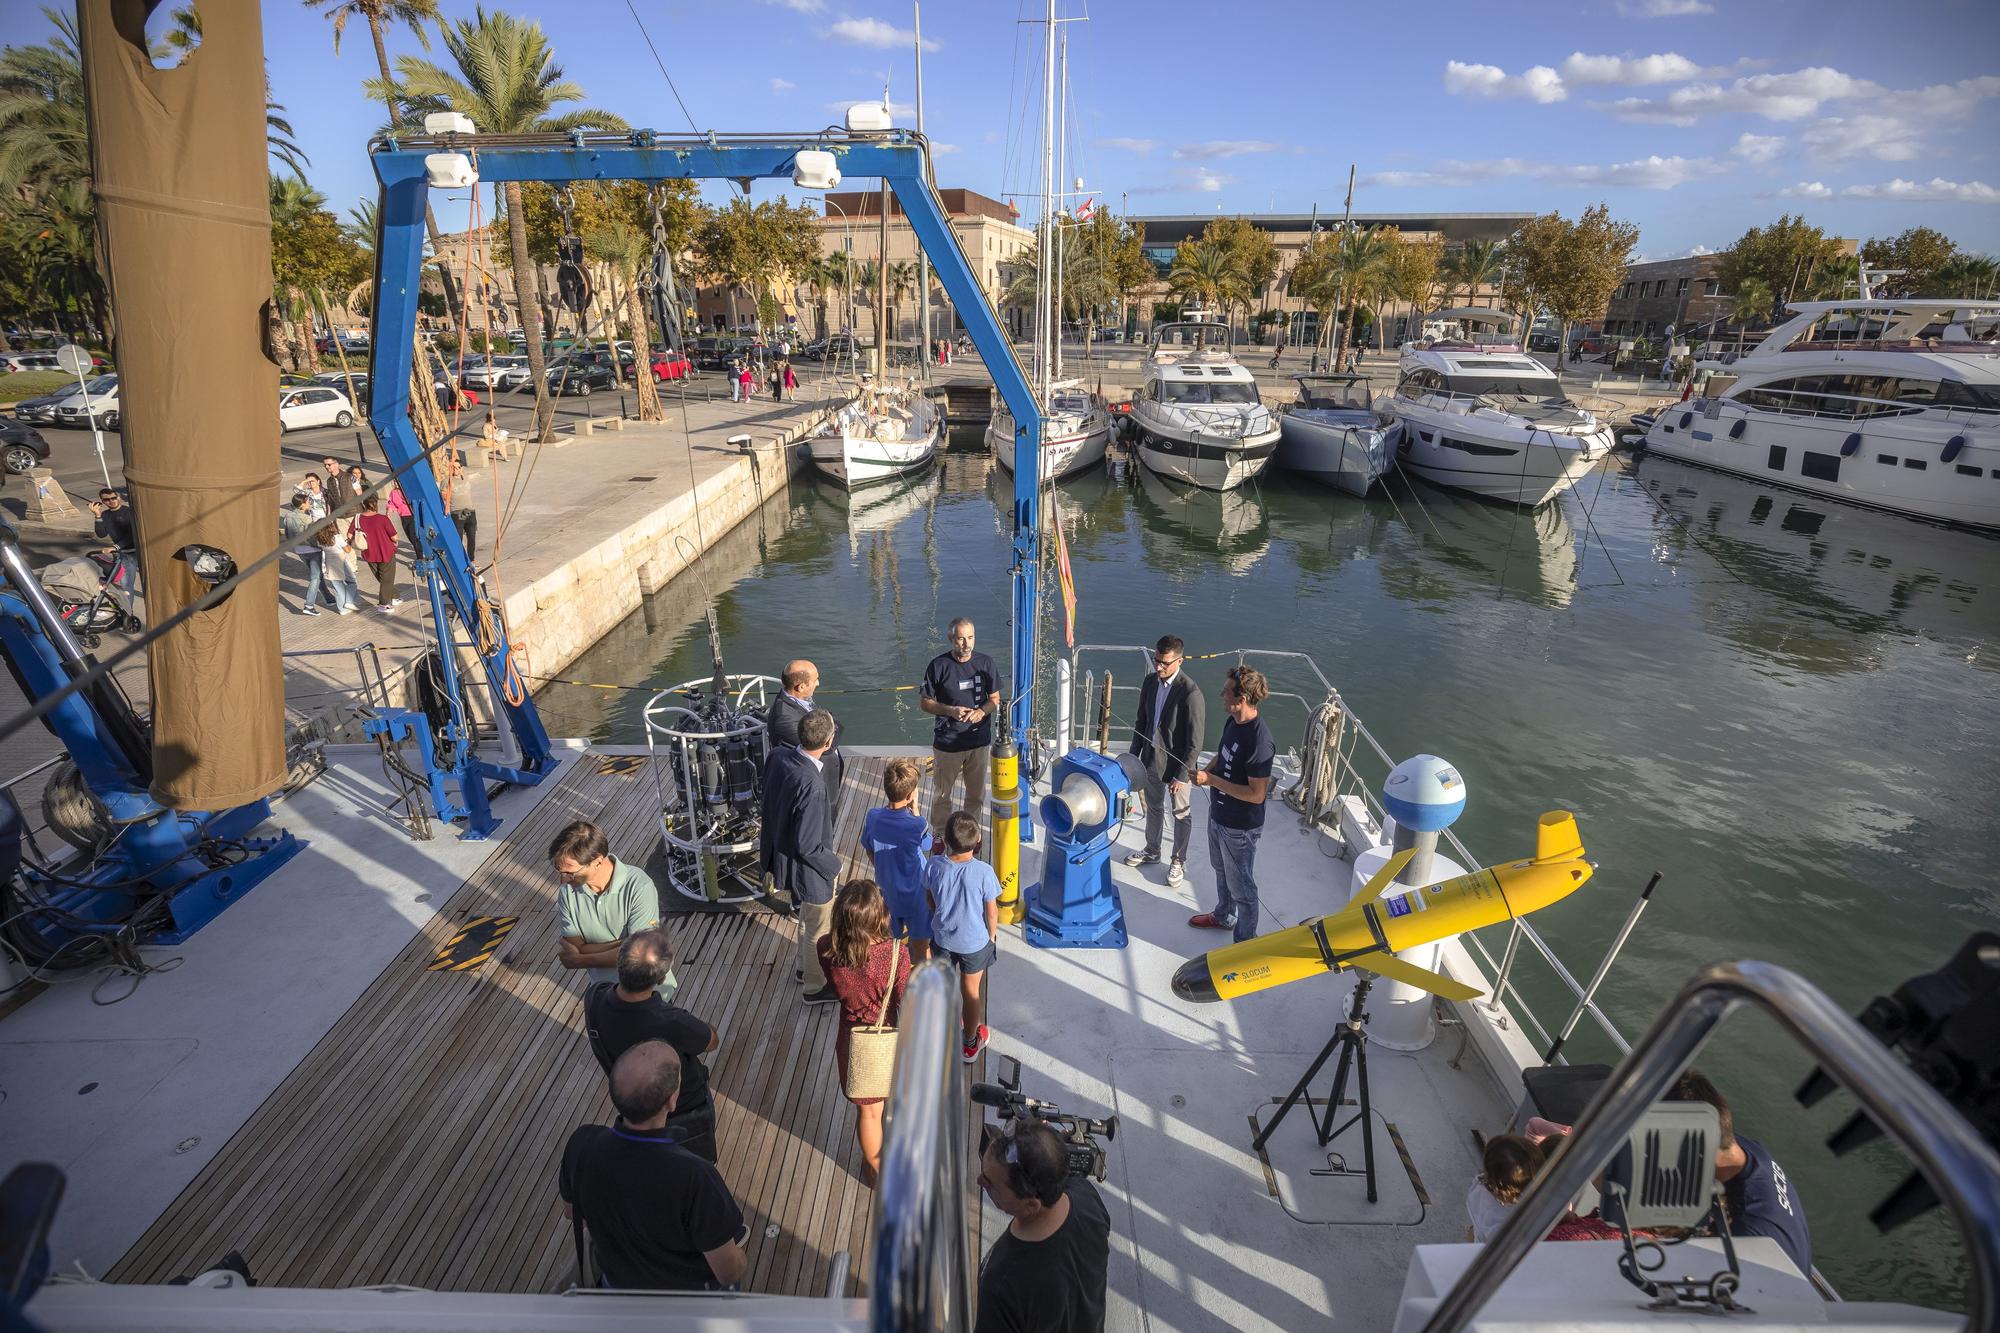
[1167, 239, 1244, 321]
[1730, 277, 1775, 329]
[3, 180, 105, 339]
[851, 258, 883, 344]
[885, 260, 917, 343]
[1442, 238, 1504, 307]
[376, 7, 626, 440]
[0, 8, 90, 198]
[1926, 253, 1997, 299]
[269, 174, 333, 370]
[586, 220, 662, 421]
[1328, 225, 1396, 363]
[303, 0, 467, 326]
[800, 254, 843, 339]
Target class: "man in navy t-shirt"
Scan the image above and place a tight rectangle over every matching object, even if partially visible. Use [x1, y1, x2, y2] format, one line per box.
[919, 617, 1002, 830]
[1667, 1068, 1813, 1279]
[1188, 666, 1276, 943]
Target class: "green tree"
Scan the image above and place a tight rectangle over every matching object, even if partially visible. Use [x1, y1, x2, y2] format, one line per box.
[1440, 238, 1505, 307]
[1377, 232, 1446, 350]
[271, 175, 369, 373]
[375, 6, 626, 440]
[693, 196, 820, 338]
[1718, 214, 1846, 310]
[1930, 252, 1999, 300]
[1196, 216, 1278, 337]
[1167, 239, 1246, 322]
[0, 8, 90, 199]
[1729, 276, 1775, 328]
[1861, 227, 1960, 296]
[585, 219, 662, 420]
[1508, 205, 1637, 363]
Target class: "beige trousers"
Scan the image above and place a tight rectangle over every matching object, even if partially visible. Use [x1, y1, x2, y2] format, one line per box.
[930, 746, 991, 833]
[798, 897, 835, 992]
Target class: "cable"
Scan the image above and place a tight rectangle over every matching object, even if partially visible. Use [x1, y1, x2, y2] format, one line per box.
[622, 0, 701, 136]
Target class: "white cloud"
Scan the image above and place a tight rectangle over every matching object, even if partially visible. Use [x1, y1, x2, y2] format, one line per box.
[1129, 167, 1235, 196]
[1801, 114, 1923, 164]
[826, 17, 939, 51]
[1842, 177, 2000, 203]
[1778, 181, 1833, 198]
[1172, 140, 1282, 160]
[1559, 52, 1713, 85]
[1616, 0, 1714, 15]
[930, 142, 961, 155]
[768, 77, 796, 93]
[1732, 133, 1785, 163]
[760, 0, 824, 11]
[1443, 60, 1567, 104]
[1363, 154, 1722, 191]
[1094, 137, 1158, 154]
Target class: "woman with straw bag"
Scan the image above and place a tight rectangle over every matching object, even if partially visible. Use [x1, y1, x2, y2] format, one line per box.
[819, 878, 911, 1185]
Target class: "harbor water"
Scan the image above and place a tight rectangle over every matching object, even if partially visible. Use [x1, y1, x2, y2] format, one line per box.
[537, 433, 1997, 1309]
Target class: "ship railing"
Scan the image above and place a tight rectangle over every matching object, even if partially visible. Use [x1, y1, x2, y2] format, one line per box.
[871, 959, 974, 1331]
[1420, 958, 2000, 1332]
[1057, 644, 1632, 1063]
[1725, 383, 1998, 426]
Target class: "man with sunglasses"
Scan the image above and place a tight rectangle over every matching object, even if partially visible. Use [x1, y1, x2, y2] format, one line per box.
[1189, 666, 1275, 942]
[975, 1120, 1110, 1333]
[1123, 635, 1205, 886]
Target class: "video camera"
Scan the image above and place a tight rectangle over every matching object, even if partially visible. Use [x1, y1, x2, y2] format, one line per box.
[972, 1055, 1118, 1183]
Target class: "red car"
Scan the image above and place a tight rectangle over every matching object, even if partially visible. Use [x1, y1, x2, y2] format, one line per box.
[650, 351, 692, 382]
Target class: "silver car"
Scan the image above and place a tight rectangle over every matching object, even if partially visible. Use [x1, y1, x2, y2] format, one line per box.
[52, 375, 119, 430]
[463, 355, 526, 390]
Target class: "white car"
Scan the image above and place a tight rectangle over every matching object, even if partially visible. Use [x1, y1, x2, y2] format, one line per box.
[462, 355, 526, 390]
[279, 385, 357, 432]
[52, 375, 119, 430]
[496, 360, 539, 392]
[1, 351, 63, 374]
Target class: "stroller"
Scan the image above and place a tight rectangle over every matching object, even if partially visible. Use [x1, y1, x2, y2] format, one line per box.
[41, 549, 145, 649]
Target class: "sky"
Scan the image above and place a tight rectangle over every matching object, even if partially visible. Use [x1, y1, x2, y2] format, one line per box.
[10, 0, 1997, 257]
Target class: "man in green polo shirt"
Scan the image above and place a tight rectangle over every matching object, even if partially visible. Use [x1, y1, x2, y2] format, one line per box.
[552, 820, 669, 992]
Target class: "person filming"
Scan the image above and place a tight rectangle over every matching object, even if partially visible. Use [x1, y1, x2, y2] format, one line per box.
[974, 1120, 1110, 1333]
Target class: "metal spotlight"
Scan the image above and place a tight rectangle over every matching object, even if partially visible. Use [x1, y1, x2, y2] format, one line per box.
[175, 543, 236, 589]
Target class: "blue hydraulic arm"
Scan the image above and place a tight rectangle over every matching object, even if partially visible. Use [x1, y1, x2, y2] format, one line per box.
[365, 129, 1044, 790]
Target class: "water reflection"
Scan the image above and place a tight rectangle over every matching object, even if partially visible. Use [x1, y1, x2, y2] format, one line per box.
[1130, 461, 1272, 575]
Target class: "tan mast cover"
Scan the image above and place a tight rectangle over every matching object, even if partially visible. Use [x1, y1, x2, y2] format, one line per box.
[78, 0, 286, 810]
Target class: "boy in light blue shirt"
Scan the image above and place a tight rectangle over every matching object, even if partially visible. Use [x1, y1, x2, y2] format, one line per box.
[861, 757, 934, 962]
[924, 810, 1002, 1063]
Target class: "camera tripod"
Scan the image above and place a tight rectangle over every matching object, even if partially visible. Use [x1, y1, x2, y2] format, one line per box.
[1252, 974, 1382, 1202]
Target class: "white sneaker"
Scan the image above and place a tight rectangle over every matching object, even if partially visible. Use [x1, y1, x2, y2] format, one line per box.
[387, 598, 405, 609]
[1166, 860, 1186, 887]
[336, 606, 355, 616]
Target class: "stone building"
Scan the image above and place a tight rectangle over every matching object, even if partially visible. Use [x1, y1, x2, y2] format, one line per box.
[1600, 255, 1731, 341]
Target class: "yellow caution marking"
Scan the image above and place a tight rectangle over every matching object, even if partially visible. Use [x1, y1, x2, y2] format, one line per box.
[428, 915, 519, 972]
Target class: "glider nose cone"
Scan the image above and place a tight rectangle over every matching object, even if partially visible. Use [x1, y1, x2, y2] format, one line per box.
[1504, 859, 1594, 916]
[1171, 956, 1220, 1003]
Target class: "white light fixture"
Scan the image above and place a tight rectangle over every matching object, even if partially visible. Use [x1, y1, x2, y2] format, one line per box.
[845, 101, 893, 133]
[793, 150, 841, 191]
[425, 153, 478, 188]
[423, 111, 477, 136]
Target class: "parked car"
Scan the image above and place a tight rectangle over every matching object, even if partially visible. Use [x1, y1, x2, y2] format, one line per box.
[1, 351, 63, 374]
[650, 350, 693, 382]
[53, 375, 119, 431]
[544, 356, 616, 396]
[13, 386, 79, 425]
[802, 333, 867, 363]
[0, 419, 51, 474]
[314, 371, 371, 408]
[278, 385, 357, 432]
[461, 355, 526, 390]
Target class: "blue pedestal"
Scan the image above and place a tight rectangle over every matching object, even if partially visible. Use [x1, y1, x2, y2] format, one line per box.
[1024, 749, 1129, 950]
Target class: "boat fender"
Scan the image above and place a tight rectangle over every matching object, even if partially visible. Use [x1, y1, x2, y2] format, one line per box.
[1840, 431, 1863, 457]
[1678, 411, 1693, 430]
[1943, 434, 1967, 464]
[1729, 418, 1747, 440]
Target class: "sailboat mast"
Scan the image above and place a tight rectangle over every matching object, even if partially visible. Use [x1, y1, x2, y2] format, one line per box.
[1054, 27, 1067, 384]
[1037, 0, 1055, 398]
[878, 86, 890, 381]
[914, 2, 931, 358]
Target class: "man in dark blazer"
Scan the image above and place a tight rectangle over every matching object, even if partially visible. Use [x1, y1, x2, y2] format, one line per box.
[765, 659, 845, 820]
[1125, 634, 1206, 885]
[761, 708, 843, 1004]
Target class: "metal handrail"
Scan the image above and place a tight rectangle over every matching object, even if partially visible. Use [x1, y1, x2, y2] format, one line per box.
[871, 960, 972, 1332]
[280, 642, 393, 714]
[1421, 958, 2000, 1332]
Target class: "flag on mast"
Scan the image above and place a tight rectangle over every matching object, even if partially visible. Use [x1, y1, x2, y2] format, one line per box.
[1053, 492, 1079, 649]
[1075, 197, 1095, 222]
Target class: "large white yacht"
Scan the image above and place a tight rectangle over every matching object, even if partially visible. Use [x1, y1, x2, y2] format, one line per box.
[1385, 308, 1612, 506]
[1128, 320, 1280, 491]
[1641, 299, 2000, 531]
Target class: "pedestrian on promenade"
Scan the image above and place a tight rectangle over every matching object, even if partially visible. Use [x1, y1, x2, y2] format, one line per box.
[726, 357, 741, 403]
[1123, 634, 1205, 886]
[761, 709, 844, 1005]
[1189, 665, 1275, 942]
[89, 487, 136, 553]
[294, 471, 328, 522]
[386, 480, 417, 554]
[918, 618, 1002, 832]
[316, 519, 360, 616]
[552, 818, 664, 989]
[482, 410, 512, 463]
[819, 877, 911, 1182]
[281, 492, 331, 616]
[769, 363, 782, 403]
[320, 455, 350, 508]
[347, 495, 402, 612]
[738, 361, 756, 404]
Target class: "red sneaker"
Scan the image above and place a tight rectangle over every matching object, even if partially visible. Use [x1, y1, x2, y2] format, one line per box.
[1188, 912, 1234, 930]
[961, 1024, 989, 1064]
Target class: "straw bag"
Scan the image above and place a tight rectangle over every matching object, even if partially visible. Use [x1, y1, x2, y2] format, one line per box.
[843, 937, 902, 1101]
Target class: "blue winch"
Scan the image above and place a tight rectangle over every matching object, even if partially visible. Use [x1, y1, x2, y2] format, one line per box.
[1025, 748, 1130, 950]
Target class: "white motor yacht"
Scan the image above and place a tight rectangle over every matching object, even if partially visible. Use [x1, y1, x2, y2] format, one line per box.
[1641, 299, 2000, 531]
[1384, 309, 1612, 506]
[808, 379, 941, 488]
[1276, 373, 1401, 496]
[1128, 320, 1280, 491]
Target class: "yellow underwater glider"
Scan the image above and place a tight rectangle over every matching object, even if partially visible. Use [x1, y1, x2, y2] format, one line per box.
[1169, 811, 1592, 1003]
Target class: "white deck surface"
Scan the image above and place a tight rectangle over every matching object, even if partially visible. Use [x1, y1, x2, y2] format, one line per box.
[994, 793, 1518, 1332]
[0, 743, 585, 1279]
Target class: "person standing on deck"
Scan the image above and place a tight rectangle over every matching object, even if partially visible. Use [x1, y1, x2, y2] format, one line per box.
[765, 659, 846, 822]
[552, 819, 667, 991]
[974, 1119, 1111, 1333]
[919, 618, 1002, 833]
[760, 709, 843, 1005]
[583, 929, 718, 1162]
[560, 1042, 748, 1291]
[1123, 635, 1205, 887]
[1188, 666, 1275, 942]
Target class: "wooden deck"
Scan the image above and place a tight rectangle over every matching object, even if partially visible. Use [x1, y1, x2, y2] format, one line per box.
[109, 749, 985, 1296]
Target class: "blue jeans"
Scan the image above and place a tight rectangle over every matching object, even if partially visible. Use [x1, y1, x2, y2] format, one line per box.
[1207, 820, 1263, 943]
[297, 548, 340, 608]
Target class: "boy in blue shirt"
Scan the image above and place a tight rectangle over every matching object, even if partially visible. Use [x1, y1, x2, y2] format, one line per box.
[925, 810, 1002, 1063]
[861, 757, 933, 962]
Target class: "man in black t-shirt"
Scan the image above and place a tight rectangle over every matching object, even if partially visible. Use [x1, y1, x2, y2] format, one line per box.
[1189, 666, 1276, 943]
[583, 929, 721, 1162]
[919, 617, 1003, 830]
[975, 1121, 1110, 1333]
[1666, 1068, 1814, 1278]
[561, 1041, 747, 1291]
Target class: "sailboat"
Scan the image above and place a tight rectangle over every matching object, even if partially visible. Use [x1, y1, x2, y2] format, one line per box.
[983, 2, 1112, 483]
